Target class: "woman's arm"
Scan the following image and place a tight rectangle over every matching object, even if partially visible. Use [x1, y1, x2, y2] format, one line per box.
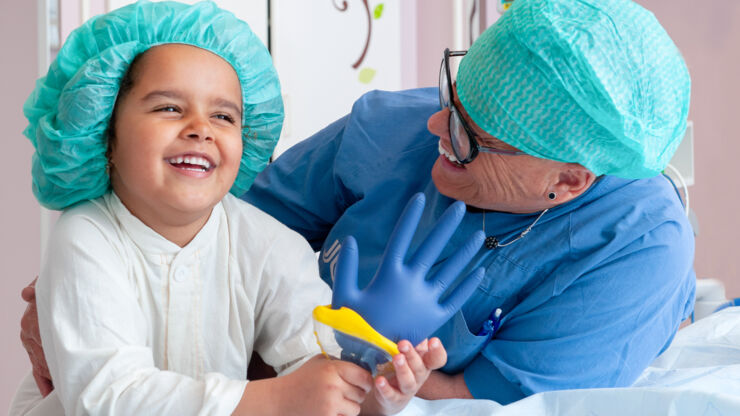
[20, 278, 54, 397]
[417, 371, 473, 400]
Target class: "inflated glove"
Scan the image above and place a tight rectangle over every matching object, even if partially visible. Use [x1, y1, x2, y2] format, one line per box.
[331, 193, 485, 345]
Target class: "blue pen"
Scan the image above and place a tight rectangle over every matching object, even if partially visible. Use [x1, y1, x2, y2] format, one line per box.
[477, 308, 503, 337]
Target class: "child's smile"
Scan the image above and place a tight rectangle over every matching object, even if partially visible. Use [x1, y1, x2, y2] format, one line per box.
[165, 153, 216, 176]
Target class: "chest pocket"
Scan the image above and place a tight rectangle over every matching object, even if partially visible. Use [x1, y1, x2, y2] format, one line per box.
[434, 251, 546, 373]
[473, 252, 541, 315]
[434, 310, 494, 373]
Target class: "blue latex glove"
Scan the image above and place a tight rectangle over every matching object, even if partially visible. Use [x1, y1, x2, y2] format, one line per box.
[331, 193, 485, 345]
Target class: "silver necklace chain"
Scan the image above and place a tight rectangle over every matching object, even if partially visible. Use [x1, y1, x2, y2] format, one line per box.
[482, 209, 549, 250]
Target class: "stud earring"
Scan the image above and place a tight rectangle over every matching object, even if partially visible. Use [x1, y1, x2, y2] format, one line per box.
[548, 192, 557, 200]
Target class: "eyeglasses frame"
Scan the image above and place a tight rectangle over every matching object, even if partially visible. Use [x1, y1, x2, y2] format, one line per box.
[439, 48, 526, 164]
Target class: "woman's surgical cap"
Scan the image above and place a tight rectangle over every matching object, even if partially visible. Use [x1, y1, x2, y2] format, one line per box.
[24, 0, 283, 210]
[457, 0, 691, 178]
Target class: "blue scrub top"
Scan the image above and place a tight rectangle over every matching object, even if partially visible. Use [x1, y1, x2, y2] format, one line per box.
[244, 88, 696, 404]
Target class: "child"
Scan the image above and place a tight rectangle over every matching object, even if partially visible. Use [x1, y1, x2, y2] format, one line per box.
[23, 2, 444, 415]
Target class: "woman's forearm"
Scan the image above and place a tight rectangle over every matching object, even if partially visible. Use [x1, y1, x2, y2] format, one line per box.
[416, 371, 473, 400]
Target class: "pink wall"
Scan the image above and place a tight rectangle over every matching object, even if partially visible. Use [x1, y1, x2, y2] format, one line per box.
[0, 0, 41, 412]
[413, 0, 455, 88]
[0, 0, 93, 411]
[637, 1, 740, 297]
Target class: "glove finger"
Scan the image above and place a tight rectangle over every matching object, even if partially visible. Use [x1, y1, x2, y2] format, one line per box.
[430, 230, 484, 294]
[331, 236, 361, 309]
[441, 266, 485, 313]
[382, 193, 426, 263]
[409, 200, 466, 271]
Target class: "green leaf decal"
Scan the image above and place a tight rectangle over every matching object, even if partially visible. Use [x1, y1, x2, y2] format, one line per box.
[358, 67, 377, 84]
[373, 3, 384, 19]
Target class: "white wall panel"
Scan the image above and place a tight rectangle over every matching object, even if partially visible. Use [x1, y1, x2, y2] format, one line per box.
[271, 0, 403, 156]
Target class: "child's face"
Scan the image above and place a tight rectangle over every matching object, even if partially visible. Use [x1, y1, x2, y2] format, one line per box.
[109, 44, 243, 232]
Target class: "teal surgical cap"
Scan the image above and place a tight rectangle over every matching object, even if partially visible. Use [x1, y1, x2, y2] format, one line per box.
[457, 0, 690, 178]
[24, 0, 283, 210]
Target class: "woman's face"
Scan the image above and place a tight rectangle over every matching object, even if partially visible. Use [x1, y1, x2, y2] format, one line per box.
[429, 91, 566, 213]
[109, 44, 243, 235]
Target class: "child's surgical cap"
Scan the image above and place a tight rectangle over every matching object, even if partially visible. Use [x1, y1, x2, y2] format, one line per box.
[24, 0, 283, 210]
[457, 0, 691, 178]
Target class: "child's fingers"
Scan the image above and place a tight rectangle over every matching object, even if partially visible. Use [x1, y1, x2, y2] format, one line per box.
[398, 340, 427, 380]
[336, 360, 374, 394]
[373, 376, 401, 406]
[422, 337, 447, 370]
[392, 350, 419, 394]
[415, 338, 429, 357]
[334, 362, 373, 413]
[342, 384, 370, 404]
[336, 397, 362, 416]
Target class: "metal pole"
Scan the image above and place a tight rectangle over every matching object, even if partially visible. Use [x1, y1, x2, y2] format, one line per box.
[81, 0, 91, 22]
[452, 0, 464, 51]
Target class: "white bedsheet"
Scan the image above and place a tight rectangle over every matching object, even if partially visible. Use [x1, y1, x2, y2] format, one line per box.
[400, 306, 740, 415]
[12, 307, 740, 416]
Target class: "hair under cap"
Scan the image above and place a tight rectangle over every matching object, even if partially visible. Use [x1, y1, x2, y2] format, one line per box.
[24, 0, 283, 210]
[457, 0, 690, 178]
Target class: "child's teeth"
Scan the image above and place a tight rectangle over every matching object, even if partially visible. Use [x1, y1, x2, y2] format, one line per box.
[168, 156, 212, 170]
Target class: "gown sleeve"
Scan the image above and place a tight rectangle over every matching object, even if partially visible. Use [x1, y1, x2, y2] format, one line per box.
[248, 218, 332, 375]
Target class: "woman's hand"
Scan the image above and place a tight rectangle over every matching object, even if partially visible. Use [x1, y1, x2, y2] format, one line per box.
[235, 354, 373, 416]
[362, 338, 447, 415]
[20, 277, 54, 397]
[332, 193, 484, 345]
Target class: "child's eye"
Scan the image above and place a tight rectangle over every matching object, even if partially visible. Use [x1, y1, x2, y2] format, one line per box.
[155, 105, 180, 113]
[215, 114, 236, 124]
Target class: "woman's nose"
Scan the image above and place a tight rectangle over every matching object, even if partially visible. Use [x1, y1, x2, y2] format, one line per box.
[427, 108, 450, 139]
[182, 115, 214, 142]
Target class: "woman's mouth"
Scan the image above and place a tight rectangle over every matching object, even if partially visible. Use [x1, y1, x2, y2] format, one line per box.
[438, 142, 464, 168]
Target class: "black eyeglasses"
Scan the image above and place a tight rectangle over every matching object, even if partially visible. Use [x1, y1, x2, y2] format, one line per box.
[439, 48, 525, 164]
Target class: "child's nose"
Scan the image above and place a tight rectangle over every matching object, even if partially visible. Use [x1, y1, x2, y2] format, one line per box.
[183, 116, 214, 142]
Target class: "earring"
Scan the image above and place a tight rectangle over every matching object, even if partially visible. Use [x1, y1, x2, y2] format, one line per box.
[548, 192, 557, 200]
[105, 162, 112, 176]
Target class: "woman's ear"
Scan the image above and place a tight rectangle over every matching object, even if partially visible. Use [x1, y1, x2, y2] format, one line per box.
[549, 164, 596, 203]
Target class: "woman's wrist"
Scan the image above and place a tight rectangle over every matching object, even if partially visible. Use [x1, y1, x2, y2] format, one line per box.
[416, 371, 472, 400]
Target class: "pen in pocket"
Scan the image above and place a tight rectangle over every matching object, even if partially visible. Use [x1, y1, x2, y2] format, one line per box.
[477, 308, 502, 337]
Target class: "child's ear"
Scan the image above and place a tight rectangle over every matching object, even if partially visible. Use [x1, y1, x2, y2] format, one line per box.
[105, 136, 117, 176]
[105, 144, 115, 166]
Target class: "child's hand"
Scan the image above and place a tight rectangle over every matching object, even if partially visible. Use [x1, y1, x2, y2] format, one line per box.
[362, 337, 447, 415]
[267, 354, 373, 416]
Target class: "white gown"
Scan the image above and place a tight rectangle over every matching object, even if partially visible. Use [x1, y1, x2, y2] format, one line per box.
[12, 192, 330, 416]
